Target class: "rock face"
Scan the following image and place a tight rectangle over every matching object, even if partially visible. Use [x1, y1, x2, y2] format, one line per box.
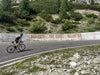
[11, 0, 35, 3]
[74, 0, 100, 4]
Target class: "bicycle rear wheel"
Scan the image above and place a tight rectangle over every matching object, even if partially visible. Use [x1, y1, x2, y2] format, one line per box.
[18, 44, 26, 51]
[7, 45, 15, 53]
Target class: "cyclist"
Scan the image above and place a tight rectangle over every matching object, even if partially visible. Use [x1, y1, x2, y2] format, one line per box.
[14, 33, 23, 48]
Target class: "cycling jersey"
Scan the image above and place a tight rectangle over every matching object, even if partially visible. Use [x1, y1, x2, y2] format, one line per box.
[15, 36, 22, 43]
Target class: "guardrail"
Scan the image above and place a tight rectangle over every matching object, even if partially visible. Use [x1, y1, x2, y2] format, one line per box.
[0, 32, 100, 42]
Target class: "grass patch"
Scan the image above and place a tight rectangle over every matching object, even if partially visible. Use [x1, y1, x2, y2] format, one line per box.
[1, 71, 17, 75]
[28, 65, 47, 72]
[14, 64, 30, 69]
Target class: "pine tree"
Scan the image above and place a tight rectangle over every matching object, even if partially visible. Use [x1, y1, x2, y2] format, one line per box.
[59, 0, 68, 19]
[1, 0, 12, 11]
[91, 0, 94, 5]
[55, 0, 61, 13]
[20, 0, 30, 11]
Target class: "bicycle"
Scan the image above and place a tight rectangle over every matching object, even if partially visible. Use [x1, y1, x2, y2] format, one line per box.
[7, 41, 26, 53]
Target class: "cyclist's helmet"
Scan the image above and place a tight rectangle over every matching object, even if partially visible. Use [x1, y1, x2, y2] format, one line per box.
[20, 33, 23, 36]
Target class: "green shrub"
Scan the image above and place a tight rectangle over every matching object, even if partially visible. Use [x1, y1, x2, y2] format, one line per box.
[12, 3, 19, 6]
[87, 27, 96, 32]
[85, 13, 97, 18]
[30, 21, 47, 33]
[52, 18, 62, 24]
[73, 3, 100, 12]
[30, 0, 58, 14]
[0, 25, 5, 29]
[88, 18, 95, 24]
[96, 20, 100, 25]
[95, 25, 100, 30]
[15, 10, 30, 20]
[72, 21, 80, 25]
[31, 16, 37, 22]
[39, 10, 53, 22]
[15, 19, 30, 26]
[62, 20, 76, 31]
[6, 27, 15, 32]
[16, 27, 23, 32]
[5, 23, 13, 27]
[0, 11, 15, 24]
[70, 12, 83, 21]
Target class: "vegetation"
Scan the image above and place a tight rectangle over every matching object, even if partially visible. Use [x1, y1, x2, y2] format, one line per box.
[0, 0, 100, 33]
[39, 10, 53, 22]
[28, 65, 47, 72]
[91, 0, 94, 5]
[85, 13, 97, 18]
[70, 12, 83, 21]
[30, 21, 47, 33]
[59, 0, 68, 19]
[1, 0, 12, 11]
[62, 20, 76, 31]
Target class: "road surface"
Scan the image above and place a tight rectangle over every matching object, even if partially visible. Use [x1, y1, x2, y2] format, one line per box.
[0, 40, 100, 66]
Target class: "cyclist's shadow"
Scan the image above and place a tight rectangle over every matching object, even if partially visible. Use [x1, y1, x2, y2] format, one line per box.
[16, 49, 34, 53]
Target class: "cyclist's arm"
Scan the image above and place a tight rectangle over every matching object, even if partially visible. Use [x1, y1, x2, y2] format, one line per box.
[19, 39, 22, 41]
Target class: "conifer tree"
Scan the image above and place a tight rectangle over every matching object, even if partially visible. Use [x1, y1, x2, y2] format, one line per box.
[59, 0, 68, 19]
[55, 0, 61, 13]
[1, 0, 12, 11]
[91, 0, 94, 5]
[20, 0, 30, 11]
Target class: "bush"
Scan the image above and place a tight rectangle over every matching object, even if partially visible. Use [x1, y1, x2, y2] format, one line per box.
[73, 3, 100, 12]
[70, 12, 83, 21]
[88, 18, 95, 24]
[16, 27, 23, 32]
[14, 10, 31, 20]
[30, 0, 58, 14]
[95, 25, 100, 30]
[6, 27, 15, 32]
[62, 20, 76, 31]
[87, 27, 96, 32]
[4, 23, 14, 27]
[39, 10, 53, 22]
[15, 19, 30, 26]
[0, 25, 5, 29]
[0, 11, 15, 24]
[52, 18, 62, 24]
[30, 21, 47, 33]
[72, 21, 80, 25]
[85, 13, 97, 18]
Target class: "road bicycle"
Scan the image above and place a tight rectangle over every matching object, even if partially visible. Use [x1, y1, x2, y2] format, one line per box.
[7, 41, 26, 53]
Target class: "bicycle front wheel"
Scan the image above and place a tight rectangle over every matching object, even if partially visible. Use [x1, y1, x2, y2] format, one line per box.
[7, 45, 15, 53]
[18, 44, 26, 51]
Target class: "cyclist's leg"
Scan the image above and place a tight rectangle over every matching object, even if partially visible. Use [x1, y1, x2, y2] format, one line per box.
[15, 40, 19, 48]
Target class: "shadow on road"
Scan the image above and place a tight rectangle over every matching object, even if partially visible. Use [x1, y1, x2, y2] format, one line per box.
[7, 49, 34, 53]
[19, 49, 34, 52]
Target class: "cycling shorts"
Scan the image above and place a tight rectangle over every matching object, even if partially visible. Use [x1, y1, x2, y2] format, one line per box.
[15, 40, 19, 43]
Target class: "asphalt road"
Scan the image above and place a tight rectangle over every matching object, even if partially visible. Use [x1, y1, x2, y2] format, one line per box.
[0, 40, 100, 67]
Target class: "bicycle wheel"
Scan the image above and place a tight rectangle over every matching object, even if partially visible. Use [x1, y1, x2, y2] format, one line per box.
[18, 44, 26, 51]
[7, 45, 15, 53]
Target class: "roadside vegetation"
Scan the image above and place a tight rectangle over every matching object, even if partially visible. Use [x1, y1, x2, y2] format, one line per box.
[0, 0, 100, 33]
[0, 45, 100, 75]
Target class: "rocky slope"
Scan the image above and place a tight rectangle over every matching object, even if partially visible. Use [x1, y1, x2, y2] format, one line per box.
[74, 0, 100, 4]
